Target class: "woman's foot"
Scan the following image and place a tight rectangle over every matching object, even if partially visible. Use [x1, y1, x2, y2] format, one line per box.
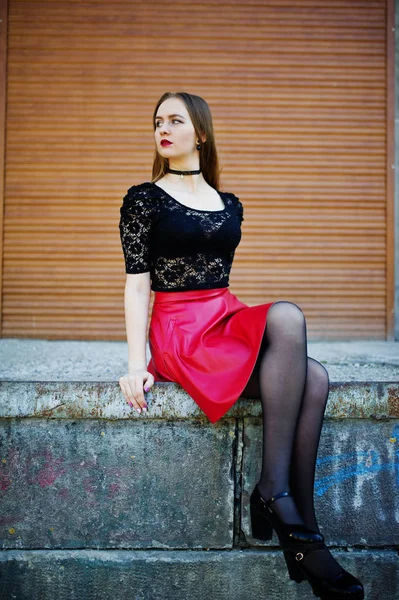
[250, 484, 324, 544]
[299, 544, 346, 578]
[285, 542, 365, 599]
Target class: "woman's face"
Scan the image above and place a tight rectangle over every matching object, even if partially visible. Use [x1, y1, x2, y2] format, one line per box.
[154, 97, 199, 162]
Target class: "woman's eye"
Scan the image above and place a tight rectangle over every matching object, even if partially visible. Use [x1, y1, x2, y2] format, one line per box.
[155, 119, 182, 127]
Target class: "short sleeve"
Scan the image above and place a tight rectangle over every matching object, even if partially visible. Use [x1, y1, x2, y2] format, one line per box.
[119, 185, 159, 274]
[229, 193, 244, 224]
[237, 199, 244, 223]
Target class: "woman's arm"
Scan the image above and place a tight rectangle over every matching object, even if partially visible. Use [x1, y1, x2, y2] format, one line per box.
[119, 271, 154, 413]
[124, 272, 151, 371]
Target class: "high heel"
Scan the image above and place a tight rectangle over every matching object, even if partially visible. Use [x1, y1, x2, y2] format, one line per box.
[250, 484, 324, 545]
[250, 484, 364, 599]
[284, 543, 364, 600]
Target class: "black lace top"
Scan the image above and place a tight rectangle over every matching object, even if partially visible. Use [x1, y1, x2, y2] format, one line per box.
[119, 181, 244, 292]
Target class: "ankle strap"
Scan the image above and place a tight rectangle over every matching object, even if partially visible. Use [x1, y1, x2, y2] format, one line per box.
[267, 491, 292, 506]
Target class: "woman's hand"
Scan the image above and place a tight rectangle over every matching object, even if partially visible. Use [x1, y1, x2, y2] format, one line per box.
[119, 369, 155, 414]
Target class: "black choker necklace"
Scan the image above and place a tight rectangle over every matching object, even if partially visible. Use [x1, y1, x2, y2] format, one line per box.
[167, 168, 201, 179]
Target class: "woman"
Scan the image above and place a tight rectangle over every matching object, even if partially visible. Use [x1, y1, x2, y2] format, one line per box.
[118, 91, 364, 599]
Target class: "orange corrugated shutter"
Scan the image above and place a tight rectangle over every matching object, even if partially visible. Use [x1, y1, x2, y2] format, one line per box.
[3, 0, 390, 339]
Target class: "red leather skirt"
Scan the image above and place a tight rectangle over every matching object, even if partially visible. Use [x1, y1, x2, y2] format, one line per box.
[147, 287, 275, 423]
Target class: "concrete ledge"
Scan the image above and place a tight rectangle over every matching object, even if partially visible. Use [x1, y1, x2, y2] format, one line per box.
[0, 339, 398, 420]
[0, 549, 397, 600]
[1, 339, 398, 381]
[0, 380, 398, 420]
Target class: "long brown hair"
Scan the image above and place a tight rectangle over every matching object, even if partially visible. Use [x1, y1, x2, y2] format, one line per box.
[151, 92, 221, 190]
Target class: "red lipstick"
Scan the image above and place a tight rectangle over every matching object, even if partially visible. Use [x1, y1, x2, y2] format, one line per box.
[161, 140, 172, 147]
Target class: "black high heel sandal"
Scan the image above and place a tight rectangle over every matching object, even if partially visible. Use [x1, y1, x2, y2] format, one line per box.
[250, 485, 324, 545]
[283, 544, 364, 600]
[250, 485, 364, 599]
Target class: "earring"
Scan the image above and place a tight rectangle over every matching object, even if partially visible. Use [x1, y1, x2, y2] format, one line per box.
[196, 141, 202, 151]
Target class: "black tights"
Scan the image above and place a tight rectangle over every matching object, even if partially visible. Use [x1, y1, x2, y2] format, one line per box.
[241, 301, 342, 576]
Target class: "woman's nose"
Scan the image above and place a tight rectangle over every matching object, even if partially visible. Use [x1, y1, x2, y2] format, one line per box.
[159, 122, 170, 134]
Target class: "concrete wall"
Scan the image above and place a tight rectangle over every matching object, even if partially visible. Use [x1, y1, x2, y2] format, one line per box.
[0, 380, 398, 599]
[1, 550, 398, 600]
[395, 0, 399, 339]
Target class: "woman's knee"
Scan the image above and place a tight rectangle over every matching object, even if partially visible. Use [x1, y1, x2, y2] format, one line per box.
[306, 357, 330, 399]
[269, 301, 305, 323]
[266, 301, 306, 337]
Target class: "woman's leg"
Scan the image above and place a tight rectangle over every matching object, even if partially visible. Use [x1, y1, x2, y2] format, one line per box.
[289, 357, 329, 531]
[243, 352, 330, 530]
[241, 305, 349, 579]
[289, 357, 347, 578]
[242, 300, 309, 524]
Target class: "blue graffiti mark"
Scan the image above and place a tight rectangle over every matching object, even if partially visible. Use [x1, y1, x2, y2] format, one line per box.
[314, 427, 399, 497]
[397, 449, 399, 489]
[315, 462, 397, 496]
[316, 450, 378, 467]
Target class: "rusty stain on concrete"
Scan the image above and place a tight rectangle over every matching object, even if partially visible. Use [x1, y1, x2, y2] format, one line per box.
[387, 385, 399, 417]
[0, 380, 398, 421]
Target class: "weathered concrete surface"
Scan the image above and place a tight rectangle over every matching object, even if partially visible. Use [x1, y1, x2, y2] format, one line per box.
[241, 420, 399, 547]
[0, 339, 398, 381]
[0, 549, 397, 600]
[0, 419, 235, 550]
[308, 341, 399, 367]
[395, 0, 399, 341]
[0, 338, 397, 420]
[237, 381, 399, 419]
[0, 380, 398, 421]
[2, 416, 398, 551]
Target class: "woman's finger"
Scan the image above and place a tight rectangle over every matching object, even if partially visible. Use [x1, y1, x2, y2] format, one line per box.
[131, 377, 147, 410]
[119, 377, 141, 413]
[129, 376, 147, 411]
[143, 373, 155, 393]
